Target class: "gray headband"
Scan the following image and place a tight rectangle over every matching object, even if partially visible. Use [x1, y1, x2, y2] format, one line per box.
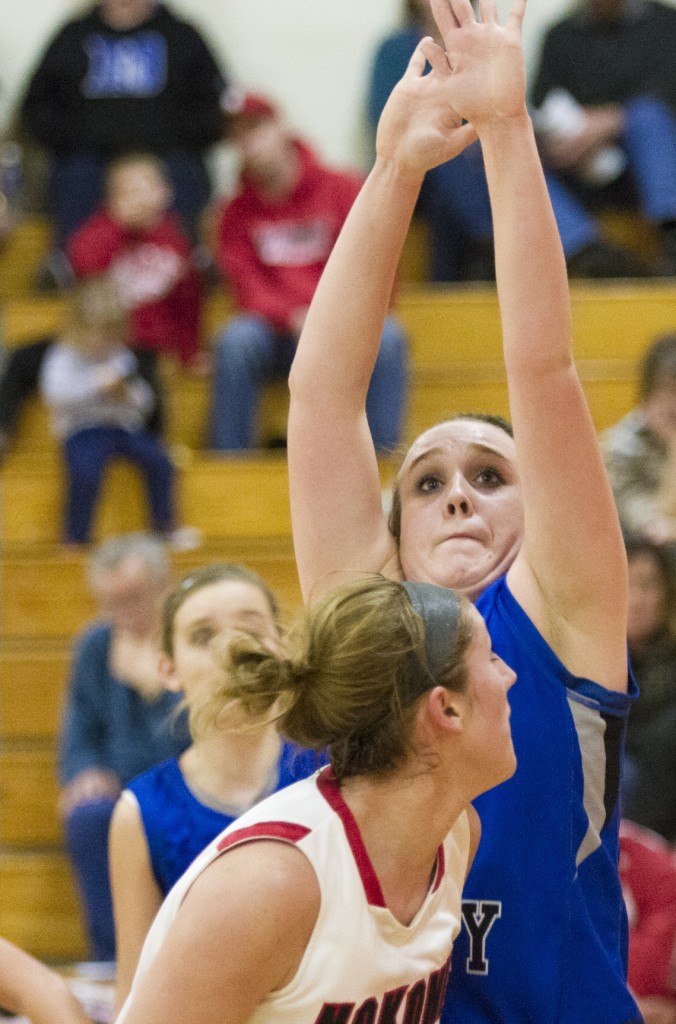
[401, 581, 462, 703]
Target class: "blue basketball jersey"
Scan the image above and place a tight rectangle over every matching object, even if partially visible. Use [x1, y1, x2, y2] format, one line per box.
[126, 743, 321, 895]
[444, 576, 642, 1024]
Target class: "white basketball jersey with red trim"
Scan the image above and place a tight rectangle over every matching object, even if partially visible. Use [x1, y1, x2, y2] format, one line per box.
[120, 768, 470, 1024]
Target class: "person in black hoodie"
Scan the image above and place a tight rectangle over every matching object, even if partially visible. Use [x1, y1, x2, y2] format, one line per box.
[21, 0, 227, 264]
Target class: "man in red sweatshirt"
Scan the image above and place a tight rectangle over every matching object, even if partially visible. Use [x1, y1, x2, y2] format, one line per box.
[209, 93, 408, 451]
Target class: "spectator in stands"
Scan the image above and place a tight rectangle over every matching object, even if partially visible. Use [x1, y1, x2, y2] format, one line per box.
[209, 92, 408, 451]
[68, 152, 205, 430]
[531, 0, 676, 277]
[0, 150, 201, 455]
[20, 0, 227, 286]
[39, 278, 182, 547]
[367, 0, 494, 281]
[109, 563, 320, 1010]
[59, 533, 188, 962]
[367, 0, 644, 280]
[619, 820, 676, 1024]
[602, 333, 676, 544]
[0, 936, 91, 1024]
[623, 536, 676, 843]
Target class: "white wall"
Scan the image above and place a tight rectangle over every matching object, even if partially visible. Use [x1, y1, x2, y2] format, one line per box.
[2, 0, 673, 171]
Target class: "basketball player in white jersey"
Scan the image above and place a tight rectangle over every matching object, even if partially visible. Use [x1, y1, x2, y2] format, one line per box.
[116, 574, 516, 1024]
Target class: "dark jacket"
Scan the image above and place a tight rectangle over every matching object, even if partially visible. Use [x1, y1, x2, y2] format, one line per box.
[21, 2, 226, 156]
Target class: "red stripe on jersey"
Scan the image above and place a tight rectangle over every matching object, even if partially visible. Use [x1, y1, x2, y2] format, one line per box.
[217, 821, 310, 852]
[432, 844, 445, 892]
[317, 767, 387, 907]
[317, 767, 446, 905]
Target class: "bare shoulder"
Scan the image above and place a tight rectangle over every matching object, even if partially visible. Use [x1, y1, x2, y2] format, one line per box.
[186, 839, 319, 923]
[121, 842, 320, 1024]
[179, 840, 320, 985]
[109, 792, 145, 849]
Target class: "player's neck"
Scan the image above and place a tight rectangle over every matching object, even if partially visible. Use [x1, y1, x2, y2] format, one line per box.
[180, 726, 282, 813]
[340, 769, 468, 924]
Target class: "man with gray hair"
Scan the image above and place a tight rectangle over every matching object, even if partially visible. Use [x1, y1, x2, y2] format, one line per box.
[59, 533, 188, 962]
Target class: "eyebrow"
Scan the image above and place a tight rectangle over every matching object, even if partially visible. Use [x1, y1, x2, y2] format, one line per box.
[403, 442, 512, 476]
[187, 617, 216, 629]
[188, 610, 266, 628]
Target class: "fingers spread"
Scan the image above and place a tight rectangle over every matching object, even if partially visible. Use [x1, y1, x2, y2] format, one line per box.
[479, 0, 500, 24]
[406, 39, 431, 78]
[429, 0, 462, 34]
[449, 0, 477, 27]
[506, 0, 527, 34]
[419, 37, 451, 74]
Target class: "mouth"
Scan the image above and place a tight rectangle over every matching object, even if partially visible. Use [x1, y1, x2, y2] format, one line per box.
[440, 533, 482, 544]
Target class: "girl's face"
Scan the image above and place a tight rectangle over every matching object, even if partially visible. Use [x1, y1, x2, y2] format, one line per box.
[457, 606, 517, 790]
[397, 420, 524, 600]
[627, 551, 668, 646]
[108, 163, 171, 231]
[162, 580, 279, 706]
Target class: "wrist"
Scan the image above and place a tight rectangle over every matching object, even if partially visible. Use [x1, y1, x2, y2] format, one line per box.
[474, 108, 533, 142]
[371, 154, 424, 197]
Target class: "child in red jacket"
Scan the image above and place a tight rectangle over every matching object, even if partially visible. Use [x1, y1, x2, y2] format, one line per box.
[68, 153, 204, 431]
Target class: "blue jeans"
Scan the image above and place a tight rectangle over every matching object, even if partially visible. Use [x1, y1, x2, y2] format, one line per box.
[63, 797, 117, 961]
[49, 150, 212, 246]
[63, 427, 175, 543]
[210, 314, 409, 452]
[621, 96, 676, 223]
[420, 139, 599, 273]
[545, 96, 676, 253]
[420, 97, 676, 273]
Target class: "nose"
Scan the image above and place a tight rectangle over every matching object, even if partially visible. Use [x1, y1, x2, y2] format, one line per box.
[504, 664, 517, 691]
[444, 473, 474, 517]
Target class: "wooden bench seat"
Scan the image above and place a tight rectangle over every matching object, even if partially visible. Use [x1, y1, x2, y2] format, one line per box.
[0, 852, 85, 960]
[0, 543, 305, 641]
[0, 218, 52, 303]
[3, 284, 675, 459]
[0, 646, 69, 740]
[0, 747, 60, 846]
[0, 452, 398, 549]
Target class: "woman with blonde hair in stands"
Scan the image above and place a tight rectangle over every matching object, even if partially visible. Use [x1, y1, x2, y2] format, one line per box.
[116, 572, 516, 1024]
[109, 563, 319, 1010]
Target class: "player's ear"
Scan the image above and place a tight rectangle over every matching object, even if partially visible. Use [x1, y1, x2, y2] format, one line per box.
[426, 686, 465, 734]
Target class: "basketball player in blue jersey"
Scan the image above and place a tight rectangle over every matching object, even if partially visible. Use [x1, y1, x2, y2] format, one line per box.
[287, 0, 640, 1021]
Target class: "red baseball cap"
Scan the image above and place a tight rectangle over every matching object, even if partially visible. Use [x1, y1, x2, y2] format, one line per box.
[221, 88, 278, 123]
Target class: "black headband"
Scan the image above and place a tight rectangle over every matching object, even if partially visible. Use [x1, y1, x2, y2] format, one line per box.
[401, 581, 462, 704]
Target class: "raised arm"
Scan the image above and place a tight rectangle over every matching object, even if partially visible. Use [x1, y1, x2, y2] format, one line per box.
[288, 41, 477, 601]
[430, 0, 628, 688]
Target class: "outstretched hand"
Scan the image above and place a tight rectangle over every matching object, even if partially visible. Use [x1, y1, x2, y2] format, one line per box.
[429, 0, 527, 128]
[376, 38, 478, 176]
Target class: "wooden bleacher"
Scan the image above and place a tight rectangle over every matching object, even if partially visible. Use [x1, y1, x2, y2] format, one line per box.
[4, 282, 676, 456]
[1, 215, 675, 960]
